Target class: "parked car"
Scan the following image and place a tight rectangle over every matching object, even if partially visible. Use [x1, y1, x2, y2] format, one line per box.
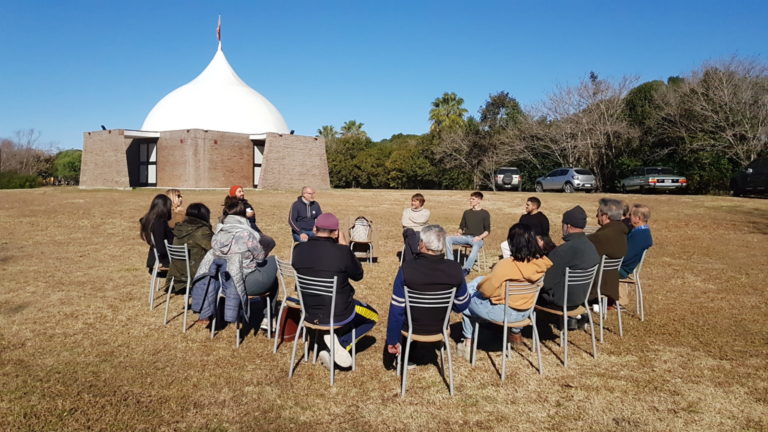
[494, 167, 522, 191]
[620, 167, 688, 193]
[535, 168, 596, 193]
[732, 157, 768, 197]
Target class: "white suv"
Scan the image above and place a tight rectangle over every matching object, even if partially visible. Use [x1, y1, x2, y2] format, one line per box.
[494, 167, 522, 191]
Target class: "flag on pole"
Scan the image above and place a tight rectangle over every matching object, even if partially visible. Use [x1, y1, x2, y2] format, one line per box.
[217, 16, 221, 41]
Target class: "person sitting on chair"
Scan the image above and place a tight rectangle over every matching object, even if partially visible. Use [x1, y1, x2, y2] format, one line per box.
[501, 196, 549, 258]
[445, 191, 491, 275]
[140, 194, 174, 274]
[401, 193, 431, 264]
[458, 223, 553, 359]
[289, 186, 322, 242]
[165, 189, 185, 228]
[228, 185, 276, 256]
[291, 213, 379, 370]
[167, 203, 213, 292]
[386, 225, 469, 360]
[587, 198, 628, 306]
[619, 203, 653, 279]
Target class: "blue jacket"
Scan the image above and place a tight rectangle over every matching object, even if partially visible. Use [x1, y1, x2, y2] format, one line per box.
[191, 258, 247, 323]
[289, 197, 322, 234]
[621, 225, 652, 275]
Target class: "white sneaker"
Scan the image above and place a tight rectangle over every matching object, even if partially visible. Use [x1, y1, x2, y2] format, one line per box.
[456, 340, 472, 361]
[318, 350, 332, 371]
[323, 333, 352, 368]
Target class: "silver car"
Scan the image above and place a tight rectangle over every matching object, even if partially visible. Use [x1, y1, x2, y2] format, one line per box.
[535, 168, 596, 193]
[620, 167, 687, 193]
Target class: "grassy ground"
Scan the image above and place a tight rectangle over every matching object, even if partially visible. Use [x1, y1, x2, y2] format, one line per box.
[1, 188, 767, 432]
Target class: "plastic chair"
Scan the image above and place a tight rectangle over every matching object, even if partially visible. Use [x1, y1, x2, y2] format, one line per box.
[620, 249, 649, 321]
[289, 274, 356, 386]
[534, 264, 599, 367]
[147, 233, 166, 310]
[469, 279, 545, 378]
[397, 286, 456, 397]
[273, 258, 301, 353]
[163, 241, 192, 332]
[594, 255, 624, 342]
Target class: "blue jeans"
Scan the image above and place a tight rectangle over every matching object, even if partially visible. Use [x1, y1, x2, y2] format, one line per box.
[445, 235, 484, 271]
[461, 277, 530, 339]
[292, 230, 315, 242]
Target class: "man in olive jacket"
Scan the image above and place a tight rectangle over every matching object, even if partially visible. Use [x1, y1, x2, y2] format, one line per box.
[587, 198, 628, 302]
[537, 206, 600, 309]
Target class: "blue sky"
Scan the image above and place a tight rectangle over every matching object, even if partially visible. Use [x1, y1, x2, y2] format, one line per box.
[1, 0, 766, 149]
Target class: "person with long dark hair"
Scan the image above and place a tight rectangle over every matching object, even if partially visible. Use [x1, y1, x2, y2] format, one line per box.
[140, 194, 174, 273]
[457, 223, 553, 359]
[167, 203, 213, 290]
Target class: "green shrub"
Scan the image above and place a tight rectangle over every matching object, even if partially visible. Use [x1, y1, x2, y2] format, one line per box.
[0, 172, 43, 189]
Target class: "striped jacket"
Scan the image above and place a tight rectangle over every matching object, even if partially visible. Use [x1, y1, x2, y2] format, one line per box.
[386, 253, 469, 346]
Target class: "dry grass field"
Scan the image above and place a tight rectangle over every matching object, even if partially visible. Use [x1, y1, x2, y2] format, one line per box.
[1, 187, 767, 432]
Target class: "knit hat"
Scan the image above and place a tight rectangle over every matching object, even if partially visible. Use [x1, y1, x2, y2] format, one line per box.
[562, 205, 587, 229]
[315, 213, 339, 230]
[228, 185, 242, 197]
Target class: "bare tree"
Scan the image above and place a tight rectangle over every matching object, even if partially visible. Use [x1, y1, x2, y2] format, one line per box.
[0, 129, 54, 176]
[659, 57, 768, 167]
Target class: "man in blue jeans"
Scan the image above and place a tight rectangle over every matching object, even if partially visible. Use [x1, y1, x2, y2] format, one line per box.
[445, 191, 491, 275]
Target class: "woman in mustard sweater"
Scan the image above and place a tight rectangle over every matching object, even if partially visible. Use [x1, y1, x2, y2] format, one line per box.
[458, 223, 553, 356]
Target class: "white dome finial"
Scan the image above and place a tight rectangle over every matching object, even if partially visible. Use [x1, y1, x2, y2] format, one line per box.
[217, 15, 221, 43]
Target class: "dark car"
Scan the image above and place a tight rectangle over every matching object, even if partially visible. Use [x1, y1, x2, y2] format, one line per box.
[733, 157, 768, 197]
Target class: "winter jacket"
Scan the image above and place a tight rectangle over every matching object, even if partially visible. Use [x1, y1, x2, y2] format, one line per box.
[212, 215, 264, 273]
[621, 225, 652, 275]
[291, 236, 363, 325]
[401, 207, 431, 231]
[588, 220, 629, 300]
[539, 232, 600, 308]
[289, 197, 322, 234]
[167, 216, 213, 287]
[478, 256, 553, 310]
[191, 253, 247, 322]
[145, 219, 174, 271]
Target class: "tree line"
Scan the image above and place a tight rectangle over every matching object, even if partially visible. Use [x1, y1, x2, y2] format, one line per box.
[0, 129, 81, 189]
[321, 56, 767, 194]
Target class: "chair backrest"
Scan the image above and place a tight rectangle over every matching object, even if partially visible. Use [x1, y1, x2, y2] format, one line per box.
[294, 274, 339, 326]
[594, 255, 624, 299]
[165, 240, 191, 279]
[563, 264, 600, 311]
[403, 286, 456, 336]
[150, 233, 160, 269]
[633, 249, 649, 278]
[503, 279, 544, 322]
[276, 257, 297, 300]
[349, 216, 373, 242]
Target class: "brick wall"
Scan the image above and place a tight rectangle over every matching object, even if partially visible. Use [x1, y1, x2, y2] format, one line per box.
[259, 133, 330, 190]
[80, 130, 133, 188]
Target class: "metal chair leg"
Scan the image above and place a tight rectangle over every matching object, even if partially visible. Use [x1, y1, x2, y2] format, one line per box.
[445, 332, 454, 395]
[400, 337, 412, 397]
[163, 277, 174, 325]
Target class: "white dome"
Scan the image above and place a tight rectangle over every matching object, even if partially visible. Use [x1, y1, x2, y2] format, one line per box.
[142, 43, 289, 134]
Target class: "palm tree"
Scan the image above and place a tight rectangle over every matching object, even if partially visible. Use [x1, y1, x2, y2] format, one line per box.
[317, 125, 338, 143]
[340, 120, 367, 138]
[429, 92, 468, 134]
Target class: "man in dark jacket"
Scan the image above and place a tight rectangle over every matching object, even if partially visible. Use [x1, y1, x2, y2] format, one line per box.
[292, 213, 377, 369]
[289, 186, 322, 242]
[386, 225, 469, 358]
[537, 206, 600, 309]
[587, 198, 628, 302]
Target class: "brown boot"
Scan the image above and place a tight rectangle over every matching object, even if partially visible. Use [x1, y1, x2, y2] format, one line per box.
[509, 331, 523, 345]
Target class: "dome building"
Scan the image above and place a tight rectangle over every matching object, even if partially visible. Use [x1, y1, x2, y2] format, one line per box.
[80, 28, 329, 190]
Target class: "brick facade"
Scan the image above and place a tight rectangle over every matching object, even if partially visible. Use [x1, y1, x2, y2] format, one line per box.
[80, 129, 330, 190]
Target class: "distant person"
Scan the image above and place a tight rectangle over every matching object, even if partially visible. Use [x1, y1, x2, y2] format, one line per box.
[386, 225, 469, 361]
[537, 206, 600, 328]
[458, 223, 552, 358]
[620, 204, 653, 279]
[292, 213, 378, 370]
[165, 188, 185, 228]
[401, 193, 431, 264]
[228, 185, 275, 256]
[167, 203, 213, 291]
[445, 191, 491, 275]
[501, 197, 549, 258]
[140, 194, 174, 274]
[587, 198, 628, 305]
[289, 186, 322, 242]
[621, 202, 633, 233]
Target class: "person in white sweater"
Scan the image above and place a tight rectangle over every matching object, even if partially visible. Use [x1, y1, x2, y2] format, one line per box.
[401, 193, 431, 264]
